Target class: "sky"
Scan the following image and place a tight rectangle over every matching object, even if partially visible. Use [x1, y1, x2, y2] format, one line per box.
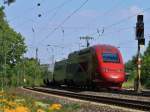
[0, 0, 150, 64]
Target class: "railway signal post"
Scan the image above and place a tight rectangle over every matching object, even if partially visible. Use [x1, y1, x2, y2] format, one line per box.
[134, 15, 145, 93]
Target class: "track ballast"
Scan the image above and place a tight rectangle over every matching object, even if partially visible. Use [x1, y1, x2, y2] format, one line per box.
[24, 87, 150, 111]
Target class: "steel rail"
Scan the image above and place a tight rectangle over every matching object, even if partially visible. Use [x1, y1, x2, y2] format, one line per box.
[24, 87, 150, 111]
[42, 85, 150, 97]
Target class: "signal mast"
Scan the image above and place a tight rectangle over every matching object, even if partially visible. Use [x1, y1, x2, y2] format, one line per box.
[134, 15, 145, 93]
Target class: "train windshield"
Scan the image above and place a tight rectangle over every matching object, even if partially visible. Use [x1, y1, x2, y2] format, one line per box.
[102, 53, 119, 63]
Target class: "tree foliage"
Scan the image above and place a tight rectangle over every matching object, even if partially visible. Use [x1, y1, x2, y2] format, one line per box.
[14, 58, 45, 87]
[125, 41, 150, 88]
[0, 7, 47, 88]
[141, 41, 150, 87]
[0, 7, 26, 68]
[0, 7, 26, 87]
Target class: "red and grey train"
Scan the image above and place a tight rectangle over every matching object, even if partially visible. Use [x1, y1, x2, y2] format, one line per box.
[44, 44, 125, 89]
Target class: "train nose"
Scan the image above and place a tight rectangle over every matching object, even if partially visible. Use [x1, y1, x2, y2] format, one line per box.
[103, 72, 125, 83]
[101, 68, 125, 82]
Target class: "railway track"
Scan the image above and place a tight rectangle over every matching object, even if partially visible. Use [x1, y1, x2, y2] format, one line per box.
[24, 87, 150, 111]
[108, 89, 150, 97]
[42, 85, 150, 97]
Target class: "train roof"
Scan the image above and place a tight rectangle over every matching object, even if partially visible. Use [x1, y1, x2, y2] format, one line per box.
[68, 44, 118, 57]
[93, 44, 118, 49]
[55, 59, 67, 65]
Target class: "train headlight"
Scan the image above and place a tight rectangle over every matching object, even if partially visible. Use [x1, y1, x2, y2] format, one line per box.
[111, 75, 119, 79]
[102, 68, 109, 72]
[117, 69, 124, 72]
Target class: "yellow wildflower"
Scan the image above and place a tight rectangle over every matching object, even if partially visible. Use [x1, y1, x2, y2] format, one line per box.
[4, 108, 15, 112]
[37, 109, 45, 112]
[7, 101, 17, 107]
[0, 99, 7, 103]
[49, 103, 62, 110]
[15, 106, 30, 112]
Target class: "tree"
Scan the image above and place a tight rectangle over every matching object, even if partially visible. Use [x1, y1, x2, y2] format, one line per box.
[141, 41, 150, 88]
[125, 41, 150, 88]
[0, 7, 26, 67]
[125, 56, 137, 80]
[0, 7, 26, 87]
[18, 58, 45, 86]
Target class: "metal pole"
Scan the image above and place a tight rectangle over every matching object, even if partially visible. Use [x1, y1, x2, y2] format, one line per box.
[51, 47, 54, 76]
[134, 43, 142, 93]
[23, 57, 26, 87]
[34, 48, 38, 86]
[36, 48, 38, 61]
[47, 46, 54, 77]
[87, 39, 90, 47]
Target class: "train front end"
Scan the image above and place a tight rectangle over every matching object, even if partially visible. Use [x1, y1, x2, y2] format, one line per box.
[95, 45, 125, 89]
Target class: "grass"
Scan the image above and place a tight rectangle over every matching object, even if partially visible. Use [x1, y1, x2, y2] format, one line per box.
[122, 80, 134, 89]
[122, 79, 147, 90]
[0, 88, 81, 112]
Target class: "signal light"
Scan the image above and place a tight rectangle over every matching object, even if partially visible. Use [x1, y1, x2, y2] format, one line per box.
[137, 15, 143, 23]
[136, 15, 145, 45]
[138, 39, 145, 46]
[136, 23, 144, 39]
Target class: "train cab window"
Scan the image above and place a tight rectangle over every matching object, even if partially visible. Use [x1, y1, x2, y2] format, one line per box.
[102, 53, 119, 63]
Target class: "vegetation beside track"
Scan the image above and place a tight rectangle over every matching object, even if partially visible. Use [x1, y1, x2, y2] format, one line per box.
[122, 79, 134, 89]
[125, 41, 150, 89]
[0, 88, 80, 112]
[0, 7, 47, 88]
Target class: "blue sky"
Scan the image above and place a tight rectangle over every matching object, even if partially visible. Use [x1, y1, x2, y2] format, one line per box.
[1, 0, 150, 64]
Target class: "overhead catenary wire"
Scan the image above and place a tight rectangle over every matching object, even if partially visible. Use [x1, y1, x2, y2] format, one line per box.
[6, 2, 41, 30]
[6, 0, 46, 31]
[34, 0, 74, 35]
[7, 6, 36, 23]
[37, 1, 150, 48]
[87, 7, 150, 37]
[40, 0, 130, 35]
[7, 0, 47, 22]
[77, 0, 129, 38]
[21, 0, 149, 61]
[36, 0, 89, 47]
[43, 0, 74, 17]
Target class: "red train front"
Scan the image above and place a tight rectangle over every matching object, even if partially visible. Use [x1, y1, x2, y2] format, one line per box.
[45, 44, 125, 90]
[94, 45, 125, 89]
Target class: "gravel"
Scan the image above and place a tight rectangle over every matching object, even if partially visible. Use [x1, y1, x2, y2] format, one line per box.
[9, 87, 146, 112]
